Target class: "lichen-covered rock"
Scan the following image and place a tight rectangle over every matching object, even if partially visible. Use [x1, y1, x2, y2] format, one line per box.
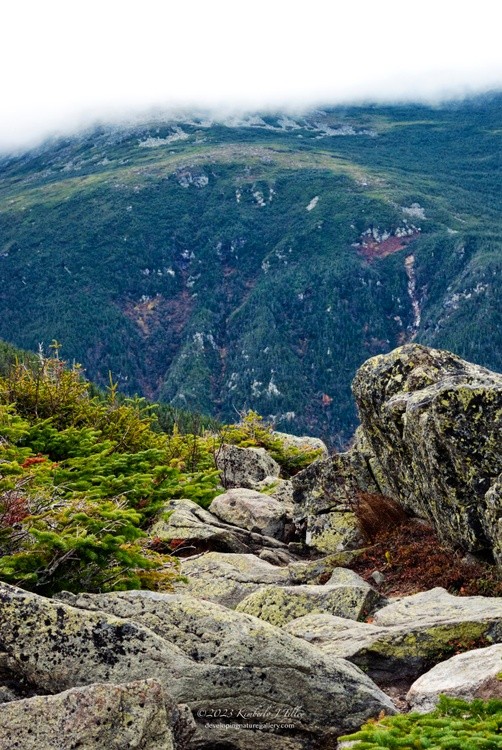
[209, 488, 288, 538]
[0, 583, 395, 749]
[352, 344, 502, 562]
[216, 444, 280, 488]
[407, 644, 502, 712]
[150, 497, 291, 555]
[176, 552, 362, 608]
[485, 474, 502, 566]
[0, 582, 196, 695]
[0, 679, 176, 750]
[272, 431, 329, 457]
[176, 552, 293, 607]
[292, 452, 377, 518]
[57, 589, 396, 746]
[235, 569, 385, 626]
[283, 601, 502, 685]
[150, 498, 252, 553]
[304, 510, 362, 553]
[291, 450, 375, 553]
[372, 587, 502, 627]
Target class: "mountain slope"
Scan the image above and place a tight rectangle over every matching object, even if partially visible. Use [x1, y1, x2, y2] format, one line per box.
[0, 95, 501, 446]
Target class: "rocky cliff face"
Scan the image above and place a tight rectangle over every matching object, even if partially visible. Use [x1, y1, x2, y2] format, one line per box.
[352, 344, 502, 564]
[294, 344, 502, 567]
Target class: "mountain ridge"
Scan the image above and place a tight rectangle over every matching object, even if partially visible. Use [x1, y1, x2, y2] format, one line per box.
[1, 95, 501, 446]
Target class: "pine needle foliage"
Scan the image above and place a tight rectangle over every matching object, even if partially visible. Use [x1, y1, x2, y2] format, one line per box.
[221, 410, 323, 477]
[339, 695, 502, 749]
[0, 350, 221, 594]
[0, 352, 321, 594]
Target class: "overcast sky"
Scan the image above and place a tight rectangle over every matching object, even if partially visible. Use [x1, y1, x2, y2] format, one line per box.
[1, 0, 501, 150]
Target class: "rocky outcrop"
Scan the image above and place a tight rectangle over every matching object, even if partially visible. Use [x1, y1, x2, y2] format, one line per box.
[407, 644, 502, 712]
[216, 444, 280, 488]
[0, 583, 395, 749]
[235, 569, 384, 626]
[209, 488, 288, 539]
[0, 679, 177, 750]
[352, 344, 502, 562]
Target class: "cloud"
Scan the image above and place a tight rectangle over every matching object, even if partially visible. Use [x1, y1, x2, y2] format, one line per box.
[1, 0, 501, 150]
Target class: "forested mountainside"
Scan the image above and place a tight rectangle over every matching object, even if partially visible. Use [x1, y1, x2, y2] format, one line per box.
[0, 94, 500, 446]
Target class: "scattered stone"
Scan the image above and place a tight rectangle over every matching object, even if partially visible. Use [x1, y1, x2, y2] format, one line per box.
[209, 487, 288, 538]
[0, 679, 177, 750]
[215, 444, 280, 489]
[235, 569, 384, 626]
[407, 644, 502, 712]
[370, 570, 385, 585]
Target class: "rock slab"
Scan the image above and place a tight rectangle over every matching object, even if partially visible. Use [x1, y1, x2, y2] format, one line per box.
[0, 679, 175, 750]
[407, 644, 502, 712]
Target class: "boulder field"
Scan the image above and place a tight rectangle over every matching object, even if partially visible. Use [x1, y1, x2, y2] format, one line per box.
[0, 343, 500, 749]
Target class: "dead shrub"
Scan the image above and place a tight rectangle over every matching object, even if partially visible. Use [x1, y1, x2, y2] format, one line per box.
[352, 491, 410, 542]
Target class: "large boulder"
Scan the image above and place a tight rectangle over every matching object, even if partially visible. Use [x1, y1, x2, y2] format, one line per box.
[283, 588, 502, 686]
[0, 679, 177, 750]
[485, 474, 502, 566]
[291, 450, 375, 553]
[407, 644, 502, 712]
[216, 444, 280, 488]
[150, 497, 292, 555]
[352, 344, 502, 562]
[371, 586, 502, 627]
[175, 552, 361, 608]
[235, 569, 385, 626]
[0, 582, 194, 694]
[272, 431, 329, 458]
[209, 488, 288, 539]
[0, 583, 395, 749]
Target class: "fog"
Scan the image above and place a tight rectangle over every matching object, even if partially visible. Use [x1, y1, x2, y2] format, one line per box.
[1, 0, 501, 151]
